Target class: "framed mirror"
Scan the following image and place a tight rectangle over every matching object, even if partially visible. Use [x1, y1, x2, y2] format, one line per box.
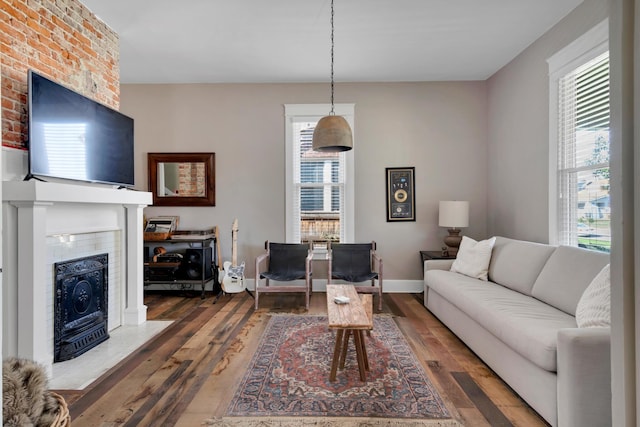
[148, 152, 215, 206]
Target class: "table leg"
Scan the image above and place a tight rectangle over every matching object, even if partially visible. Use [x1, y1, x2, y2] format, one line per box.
[330, 329, 344, 382]
[353, 329, 367, 381]
[339, 329, 351, 369]
[358, 330, 369, 371]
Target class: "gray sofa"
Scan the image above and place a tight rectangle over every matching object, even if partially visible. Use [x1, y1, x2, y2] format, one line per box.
[423, 236, 611, 427]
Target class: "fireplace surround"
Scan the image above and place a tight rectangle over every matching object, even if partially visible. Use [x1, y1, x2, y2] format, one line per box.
[3, 180, 152, 376]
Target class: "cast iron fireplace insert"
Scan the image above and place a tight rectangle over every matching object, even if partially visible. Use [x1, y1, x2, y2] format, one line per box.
[54, 253, 109, 362]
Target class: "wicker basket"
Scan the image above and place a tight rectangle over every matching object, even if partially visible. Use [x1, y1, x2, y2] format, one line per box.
[144, 232, 171, 241]
[49, 391, 71, 427]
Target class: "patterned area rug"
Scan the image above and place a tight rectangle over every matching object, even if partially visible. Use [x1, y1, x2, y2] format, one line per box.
[205, 416, 461, 426]
[224, 315, 457, 424]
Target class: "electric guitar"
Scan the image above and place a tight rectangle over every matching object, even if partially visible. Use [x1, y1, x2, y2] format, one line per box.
[221, 218, 246, 293]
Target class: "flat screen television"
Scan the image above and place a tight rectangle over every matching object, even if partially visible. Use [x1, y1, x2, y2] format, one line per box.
[27, 70, 135, 187]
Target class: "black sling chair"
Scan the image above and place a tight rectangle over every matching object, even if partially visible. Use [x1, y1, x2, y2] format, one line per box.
[327, 241, 383, 310]
[254, 241, 312, 309]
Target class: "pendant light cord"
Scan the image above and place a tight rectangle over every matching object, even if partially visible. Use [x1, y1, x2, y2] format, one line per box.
[330, 0, 335, 115]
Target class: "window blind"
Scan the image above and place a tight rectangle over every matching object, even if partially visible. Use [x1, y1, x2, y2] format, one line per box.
[557, 51, 610, 251]
[292, 121, 346, 245]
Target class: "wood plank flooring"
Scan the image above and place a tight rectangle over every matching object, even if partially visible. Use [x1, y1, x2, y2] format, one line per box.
[56, 291, 549, 426]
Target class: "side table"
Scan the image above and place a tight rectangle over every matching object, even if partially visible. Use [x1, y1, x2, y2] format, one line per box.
[420, 250, 456, 264]
[420, 250, 456, 279]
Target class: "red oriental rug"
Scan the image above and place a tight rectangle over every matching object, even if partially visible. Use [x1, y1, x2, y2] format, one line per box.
[225, 315, 455, 422]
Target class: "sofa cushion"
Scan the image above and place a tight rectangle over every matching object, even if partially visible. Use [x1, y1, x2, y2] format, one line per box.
[450, 236, 496, 280]
[487, 237, 556, 296]
[576, 264, 611, 327]
[426, 269, 576, 372]
[531, 246, 610, 316]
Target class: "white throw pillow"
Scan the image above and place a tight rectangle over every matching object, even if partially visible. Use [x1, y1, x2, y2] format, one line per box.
[450, 236, 496, 281]
[576, 264, 611, 328]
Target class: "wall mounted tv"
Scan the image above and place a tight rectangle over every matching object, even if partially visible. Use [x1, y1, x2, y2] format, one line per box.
[27, 70, 135, 187]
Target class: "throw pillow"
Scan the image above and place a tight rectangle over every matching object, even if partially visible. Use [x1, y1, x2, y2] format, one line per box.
[576, 264, 611, 328]
[450, 236, 496, 281]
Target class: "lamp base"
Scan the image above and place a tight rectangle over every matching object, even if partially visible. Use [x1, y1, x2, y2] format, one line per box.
[443, 228, 462, 256]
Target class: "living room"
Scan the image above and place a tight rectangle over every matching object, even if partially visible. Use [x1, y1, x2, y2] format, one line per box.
[1, 0, 638, 426]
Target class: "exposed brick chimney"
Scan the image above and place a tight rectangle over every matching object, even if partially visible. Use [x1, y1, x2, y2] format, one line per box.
[1, 0, 120, 149]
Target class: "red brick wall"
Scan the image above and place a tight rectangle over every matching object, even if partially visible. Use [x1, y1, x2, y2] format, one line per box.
[0, 0, 119, 149]
[178, 162, 206, 196]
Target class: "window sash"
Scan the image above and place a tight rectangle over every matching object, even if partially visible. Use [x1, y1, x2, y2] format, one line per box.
[556, 51, 610, 252]
[548, 20, 608, 247]
[284, 104, 354, 246]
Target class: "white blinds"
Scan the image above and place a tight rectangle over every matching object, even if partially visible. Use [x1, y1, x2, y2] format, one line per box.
[292, 120, 345, 244]
[557, 51, 610, 251]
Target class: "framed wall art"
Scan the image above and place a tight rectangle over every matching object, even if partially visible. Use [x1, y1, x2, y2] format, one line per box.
[385, 167, 415, 222]
[148, 152, 215, 206]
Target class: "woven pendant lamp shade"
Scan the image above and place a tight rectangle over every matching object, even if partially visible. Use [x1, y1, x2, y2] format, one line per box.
[312, 115, 353, 152]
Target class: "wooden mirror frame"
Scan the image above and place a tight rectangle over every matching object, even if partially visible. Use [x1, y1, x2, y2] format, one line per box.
[148, 152, 215, 206]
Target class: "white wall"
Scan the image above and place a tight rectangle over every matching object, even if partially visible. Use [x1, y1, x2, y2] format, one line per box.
[486, 0, 611, 242]
[120, 81, 488, 281]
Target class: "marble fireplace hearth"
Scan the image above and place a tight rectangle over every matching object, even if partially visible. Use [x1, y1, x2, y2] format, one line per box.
[51, 319, 172, 389]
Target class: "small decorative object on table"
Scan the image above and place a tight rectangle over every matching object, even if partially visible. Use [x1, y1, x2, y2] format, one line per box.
[144, 216, 179, 241]
[334, 295, 350, 304]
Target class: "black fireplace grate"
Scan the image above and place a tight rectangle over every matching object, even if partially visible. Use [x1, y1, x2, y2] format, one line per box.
[58, 319, 109, 361]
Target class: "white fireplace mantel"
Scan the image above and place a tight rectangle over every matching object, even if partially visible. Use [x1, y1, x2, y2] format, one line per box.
[3, 180, 151, 205]
[3, 180, 152, 374]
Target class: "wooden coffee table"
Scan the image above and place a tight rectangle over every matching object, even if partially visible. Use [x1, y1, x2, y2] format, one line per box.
[326, 284, 373, 381]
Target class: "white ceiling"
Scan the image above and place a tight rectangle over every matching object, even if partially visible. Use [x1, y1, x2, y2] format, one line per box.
[79, 0, 583, 84]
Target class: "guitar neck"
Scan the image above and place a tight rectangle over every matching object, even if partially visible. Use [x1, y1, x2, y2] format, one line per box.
[232, 231, 237, 266]
[231, 219, 238, 267]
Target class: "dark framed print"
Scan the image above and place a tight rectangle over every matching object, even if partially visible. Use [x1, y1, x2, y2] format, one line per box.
[386, 167, 415, 222]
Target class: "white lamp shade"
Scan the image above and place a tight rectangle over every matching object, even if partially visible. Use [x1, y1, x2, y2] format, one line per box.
[439, 201, 469, 228]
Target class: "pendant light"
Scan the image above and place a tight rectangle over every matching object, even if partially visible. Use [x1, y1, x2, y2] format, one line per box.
[312, 0, 353, 152]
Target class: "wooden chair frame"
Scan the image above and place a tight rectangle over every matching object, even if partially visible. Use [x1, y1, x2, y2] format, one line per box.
[254, 241, 313, 309]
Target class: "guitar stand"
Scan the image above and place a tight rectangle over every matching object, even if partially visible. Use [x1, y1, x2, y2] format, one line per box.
[212, 289, 223, 304]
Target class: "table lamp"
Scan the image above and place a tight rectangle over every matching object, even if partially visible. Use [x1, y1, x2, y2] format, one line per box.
[438, 201, 469, 256]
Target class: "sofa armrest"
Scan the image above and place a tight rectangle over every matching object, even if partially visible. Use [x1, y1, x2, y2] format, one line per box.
[423, 259, 454, 275]
[423, 259, 454, 307]
[557, 327, 611, 427]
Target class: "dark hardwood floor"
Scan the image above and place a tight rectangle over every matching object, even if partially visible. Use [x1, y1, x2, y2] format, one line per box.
[56, 291, 549, 426]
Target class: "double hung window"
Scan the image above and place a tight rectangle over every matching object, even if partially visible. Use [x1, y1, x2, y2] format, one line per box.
[284, 104, 354, 246]
[549, 21, 610, 252]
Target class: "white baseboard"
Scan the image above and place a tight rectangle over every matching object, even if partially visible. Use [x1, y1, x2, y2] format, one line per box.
[309, 279, 424, 293]
[143, 279, 425, 294]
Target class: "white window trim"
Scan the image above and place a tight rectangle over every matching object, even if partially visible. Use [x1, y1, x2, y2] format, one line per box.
[547, 19, 608, 245]
[284, 103, 355, 244]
